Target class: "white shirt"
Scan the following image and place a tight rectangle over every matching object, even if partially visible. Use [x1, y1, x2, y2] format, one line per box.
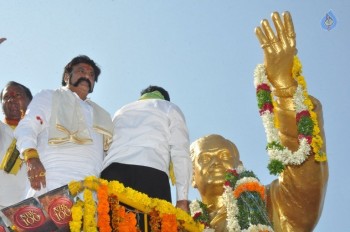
[0, 121, 30, 209]
[103, 99, 191, 201]
[15, 88, 106, 196]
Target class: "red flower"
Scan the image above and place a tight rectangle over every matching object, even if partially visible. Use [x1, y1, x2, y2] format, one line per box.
[259, 103, 273, 115]
[296, 110, 310, 123]
[193, 212, 202, 219]
[298, 134, 312, 144]
[226, 169, 237, 175]
[256, 83, 271, 93]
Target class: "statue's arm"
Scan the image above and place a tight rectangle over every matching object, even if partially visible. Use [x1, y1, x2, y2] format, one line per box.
[255, 12, 329, 231]
[267, 96, 328, 232]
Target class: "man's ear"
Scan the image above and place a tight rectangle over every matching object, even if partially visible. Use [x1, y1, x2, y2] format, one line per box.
[64, 74, 70, 84]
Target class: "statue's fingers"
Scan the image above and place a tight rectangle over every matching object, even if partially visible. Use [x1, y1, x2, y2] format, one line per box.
[255, 27, 268, 45]
[261, 19, 277, 42]
[283, 11, 296, 48]
[255, 27, 273, 53]
[271, 12, 288, 48]
[261, 19, 281, 52]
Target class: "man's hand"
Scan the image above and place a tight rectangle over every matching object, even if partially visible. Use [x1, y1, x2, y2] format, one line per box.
[255, 11, 297, 89]
[176, 200, 190, 213]
[0, 38, 6, 44]
[26, 158, 46, 191]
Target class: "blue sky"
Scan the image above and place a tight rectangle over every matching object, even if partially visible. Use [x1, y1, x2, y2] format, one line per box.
[1, 1, 349, 231]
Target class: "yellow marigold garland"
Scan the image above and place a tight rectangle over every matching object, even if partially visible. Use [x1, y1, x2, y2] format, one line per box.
[83, 188, 97, 232]
[68, 177, 203, 232]
[69, 199, 84, 232]
[254, 56, 327, 175]
[292, 56, 327, 162]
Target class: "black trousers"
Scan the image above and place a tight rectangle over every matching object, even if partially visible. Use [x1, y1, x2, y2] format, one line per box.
[100, 162, 172, 231]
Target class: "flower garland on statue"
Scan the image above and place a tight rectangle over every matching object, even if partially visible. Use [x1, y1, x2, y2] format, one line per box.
[68, 176, 203, 232]
[254, 56, 327, 175]
[190, 165, 274, 232]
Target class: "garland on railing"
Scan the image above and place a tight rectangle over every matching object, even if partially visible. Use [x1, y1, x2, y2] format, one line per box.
[254, 56, 327, 175]
[190, 166, 273, 232]
[69, 199, 84, 232]
[83, 189, 97, 232]
[96, 183, 111, 232]
[68, 176, 203, 232]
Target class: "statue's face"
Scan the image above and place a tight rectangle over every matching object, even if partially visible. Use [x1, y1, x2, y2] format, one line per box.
[192, 135, 240, 192]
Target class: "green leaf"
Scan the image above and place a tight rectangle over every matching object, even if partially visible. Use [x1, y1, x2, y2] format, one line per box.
[268, 160, 285, 175]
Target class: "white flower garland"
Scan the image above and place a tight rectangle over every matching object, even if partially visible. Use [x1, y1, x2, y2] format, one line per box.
[222, 165, 242, 232]
[253, 64, 311, 166]
[189, 200, 202, 217]
[242, 224, 274, 232]
[191, 165, 274, 232]
[223, 185, 240, 232]
[235, 177, 259, 188]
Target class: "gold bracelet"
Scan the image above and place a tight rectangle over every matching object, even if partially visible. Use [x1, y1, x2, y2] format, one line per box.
[273, 85, 297, 98]
[23, 149, 39, 161]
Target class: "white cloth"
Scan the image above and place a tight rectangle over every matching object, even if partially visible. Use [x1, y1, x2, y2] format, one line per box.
[14, 87, 112, 197]
[102, 99, 191, 201]
[0, 121, 29, 209]
[49, 88, 113, 149]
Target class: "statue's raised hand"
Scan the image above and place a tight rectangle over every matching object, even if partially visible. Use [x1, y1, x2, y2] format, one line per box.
[255, 12, 297, 90]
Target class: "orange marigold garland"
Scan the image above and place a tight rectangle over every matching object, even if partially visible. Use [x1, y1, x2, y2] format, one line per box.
[161, 214, 178, 232]
[224, 165, 273, 231]
[233, 181, 265, 200]
[68, 177, 203, 232]
[117, 206, 138, 232]
[97, 183, 111, 232]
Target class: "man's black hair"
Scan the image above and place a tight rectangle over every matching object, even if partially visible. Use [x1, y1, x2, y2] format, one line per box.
[0, 81, 33, 101]
[140, 85, 170, 101]
[61, 55, 101, 86]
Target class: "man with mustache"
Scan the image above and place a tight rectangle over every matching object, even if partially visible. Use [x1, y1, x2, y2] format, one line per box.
[14, 55, 113, 196]
[0, 81, 32, 208]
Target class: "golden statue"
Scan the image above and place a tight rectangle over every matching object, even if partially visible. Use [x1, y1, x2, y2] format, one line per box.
[190, 11, 328, 232]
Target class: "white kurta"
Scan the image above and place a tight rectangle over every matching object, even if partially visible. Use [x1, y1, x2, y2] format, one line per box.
[103, 99, 191, 201]
[14, 88, 107, 197]
[0, 121, 29, 209]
